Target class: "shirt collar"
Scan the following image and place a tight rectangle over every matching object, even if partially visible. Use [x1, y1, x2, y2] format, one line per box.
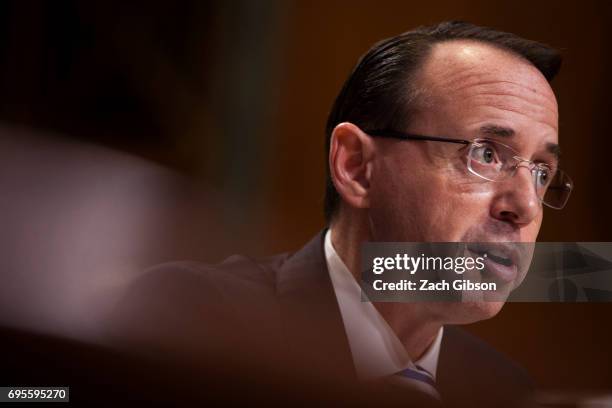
[324, 228, 443, 380]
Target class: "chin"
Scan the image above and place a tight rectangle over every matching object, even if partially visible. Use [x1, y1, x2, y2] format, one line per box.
[433, 301, 505, 325]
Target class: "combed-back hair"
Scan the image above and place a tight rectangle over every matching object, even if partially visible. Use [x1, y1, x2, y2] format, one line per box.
[324, 21, 562, 222]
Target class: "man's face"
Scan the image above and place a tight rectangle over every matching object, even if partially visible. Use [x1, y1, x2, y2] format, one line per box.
[368, 41, 559, 322]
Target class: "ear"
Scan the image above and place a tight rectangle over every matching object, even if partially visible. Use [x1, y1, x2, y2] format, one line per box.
[329, 122, 375, 211]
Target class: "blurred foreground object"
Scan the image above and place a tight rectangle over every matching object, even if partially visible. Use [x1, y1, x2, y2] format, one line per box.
[0, 124, 227, 341]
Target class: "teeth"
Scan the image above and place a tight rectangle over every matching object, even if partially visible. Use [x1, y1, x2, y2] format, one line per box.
[468, 245, 513, 266]
[469, 246, 508, 260]
[469, 246, 487, 257]
[486, 252, 513, 266]
[486, 249, 507, 259]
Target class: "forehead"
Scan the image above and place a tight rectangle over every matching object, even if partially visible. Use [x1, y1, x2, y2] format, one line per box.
[414, 40, 559, 142]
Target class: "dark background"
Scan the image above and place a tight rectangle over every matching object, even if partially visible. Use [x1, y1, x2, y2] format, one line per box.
[0, 0, 610, 391]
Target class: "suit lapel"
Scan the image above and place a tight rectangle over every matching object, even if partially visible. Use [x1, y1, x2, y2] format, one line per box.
[277, 230, 356, 380]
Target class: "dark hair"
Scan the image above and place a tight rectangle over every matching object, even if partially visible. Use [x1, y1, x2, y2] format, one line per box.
[323, 21, 562, 223]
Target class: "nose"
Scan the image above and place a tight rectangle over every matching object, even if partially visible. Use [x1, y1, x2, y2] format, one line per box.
[490, 166, 541, 226]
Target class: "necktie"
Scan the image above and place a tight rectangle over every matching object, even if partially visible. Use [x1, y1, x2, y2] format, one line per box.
[389, 365, 441, 400]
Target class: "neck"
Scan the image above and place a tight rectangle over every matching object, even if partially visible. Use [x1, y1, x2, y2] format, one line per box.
[372, 302, 442, 360]
[330, 210, 443, 361]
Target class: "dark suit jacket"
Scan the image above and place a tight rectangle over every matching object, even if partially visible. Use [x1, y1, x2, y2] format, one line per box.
[110, 230, 534, 407]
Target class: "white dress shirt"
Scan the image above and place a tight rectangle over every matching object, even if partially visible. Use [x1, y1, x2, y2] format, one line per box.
[324, 229, 444, 381]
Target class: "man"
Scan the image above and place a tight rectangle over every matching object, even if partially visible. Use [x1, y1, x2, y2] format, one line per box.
[110, 21, 571, 407]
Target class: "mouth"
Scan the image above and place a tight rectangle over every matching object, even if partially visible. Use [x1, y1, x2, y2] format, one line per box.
[466, 243, 520, 284]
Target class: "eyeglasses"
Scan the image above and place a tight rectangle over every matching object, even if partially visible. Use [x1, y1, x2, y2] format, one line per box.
[365, 129, 573, 210]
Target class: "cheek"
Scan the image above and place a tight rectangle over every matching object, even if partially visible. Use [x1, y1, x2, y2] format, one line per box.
[367, 163, 421, 240]
[522, 213, 543, 241]
[426, 179, 494, 241]
[369, 158, 493, 241]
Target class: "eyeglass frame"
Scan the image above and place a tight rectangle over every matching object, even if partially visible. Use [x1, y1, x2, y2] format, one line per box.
[363, 128, 573, 210]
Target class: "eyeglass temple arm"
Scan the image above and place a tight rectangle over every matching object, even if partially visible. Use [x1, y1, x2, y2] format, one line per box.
[365, 129, 470, 145]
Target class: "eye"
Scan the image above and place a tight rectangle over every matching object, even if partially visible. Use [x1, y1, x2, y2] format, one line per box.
[472, 143, 500, 165]
[536, 167, 551, 187]
[483, 147, 494, 163]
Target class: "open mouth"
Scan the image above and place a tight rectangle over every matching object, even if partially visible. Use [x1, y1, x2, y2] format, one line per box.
[476, 249, 513, 266]
[466, 243, 519, 284]
[467, 244, 515, 266]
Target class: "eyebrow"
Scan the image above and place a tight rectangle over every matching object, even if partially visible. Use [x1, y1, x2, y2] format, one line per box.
[546, 142, 561, 159]
[479, 124, 561, 159]
[479, 124, 515, 138]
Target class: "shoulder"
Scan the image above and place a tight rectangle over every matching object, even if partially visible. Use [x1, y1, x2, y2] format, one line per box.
[441, 325, 531, 377]
[438, 325, 534, 407]
[129, 252, 291, 299]
[113, 252, 296, 321]
[106, 253, 292, 357]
